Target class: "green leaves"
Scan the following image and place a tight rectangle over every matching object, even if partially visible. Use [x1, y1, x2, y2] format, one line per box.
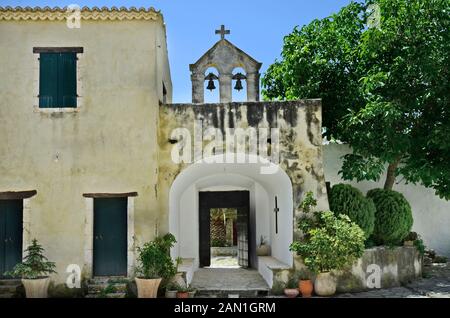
[264, 0, 450, 199]
[291, 211, 366, 273]
[4, 239, 56, 279]
[290, 193, 366, 273]
[136, 234, 178, 280]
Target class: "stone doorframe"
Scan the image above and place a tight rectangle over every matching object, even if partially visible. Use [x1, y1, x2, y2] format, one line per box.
[83, 192, 137, 278]
[0, 190, 37, 258]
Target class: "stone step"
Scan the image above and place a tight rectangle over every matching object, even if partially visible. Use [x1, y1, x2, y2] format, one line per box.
[0, 285, 18, 294]
[0, 279, 21, 286]
[88, 277, 128, 285]
[0, 293, 14, 299]
[194, 289, 270, 298]
[85, 292, 127, 299]
[87, 283, 127, 294]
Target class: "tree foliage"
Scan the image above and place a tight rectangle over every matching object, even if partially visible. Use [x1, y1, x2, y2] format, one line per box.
[263, 0, 450, 199]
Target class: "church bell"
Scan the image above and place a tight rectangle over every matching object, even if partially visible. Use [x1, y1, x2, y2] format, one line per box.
[233, 73, 246, 91]
[205, 73, 218, 91]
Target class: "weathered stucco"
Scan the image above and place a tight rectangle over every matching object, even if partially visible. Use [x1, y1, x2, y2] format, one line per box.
[336, 247, 423, 293]
[0, 14, 171, 283]
[157, 100, 329, 263]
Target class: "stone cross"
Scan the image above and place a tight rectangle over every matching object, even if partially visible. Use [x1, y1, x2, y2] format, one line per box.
[274, 196, 279, 234]
[215, 25, 230, 40]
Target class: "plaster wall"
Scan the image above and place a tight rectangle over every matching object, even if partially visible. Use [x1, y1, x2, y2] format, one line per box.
[323, 143, 450, 257]
[0, 18, 171, 282]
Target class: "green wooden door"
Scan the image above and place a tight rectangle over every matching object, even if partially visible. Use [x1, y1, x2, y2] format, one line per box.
[93, 198, 127, 277]
[0, 200, 23, 278]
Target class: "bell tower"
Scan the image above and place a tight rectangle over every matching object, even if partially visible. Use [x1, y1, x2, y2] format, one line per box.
[190, 25, 262, 103]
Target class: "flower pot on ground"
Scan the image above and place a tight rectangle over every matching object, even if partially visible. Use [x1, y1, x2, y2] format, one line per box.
[298, 279, 314, 298]
[3, 239, 56, 298]
[135, 233, 178, 298]
[283, 278, 299, 298]
[314, 272, 336, 297]
[256, 236, 270, 256]
[177, 291, 189, 298]
[165, 282, 178, 298]
[289, 192, 366, 297]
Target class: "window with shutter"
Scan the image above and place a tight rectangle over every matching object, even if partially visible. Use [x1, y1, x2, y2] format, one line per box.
[39, 52, 77, 108]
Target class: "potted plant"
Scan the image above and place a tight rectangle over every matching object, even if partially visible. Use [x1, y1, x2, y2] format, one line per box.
[283, 279, 299, 298]
[4, 239, 56, 298]
[297, 273, 313, 298]
[256, 236, 270, 256]
[290, 192, 366, 296]
[165, 283, 178, 299]
[176, 284, 190, 298]
[135, 233, 178, 298]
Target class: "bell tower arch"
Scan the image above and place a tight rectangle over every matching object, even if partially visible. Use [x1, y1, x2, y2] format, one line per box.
[190, 25, 262, 103]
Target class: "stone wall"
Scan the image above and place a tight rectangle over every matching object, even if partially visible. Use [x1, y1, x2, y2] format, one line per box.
[337, 247, 422, 292]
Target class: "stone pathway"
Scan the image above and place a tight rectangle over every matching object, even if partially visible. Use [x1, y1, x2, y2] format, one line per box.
[210, 256, 240, 268]
[337, 263, 450, 298]
[191, 268, 270, 297]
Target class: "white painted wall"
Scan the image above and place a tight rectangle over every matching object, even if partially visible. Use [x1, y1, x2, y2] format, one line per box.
[323, 143, 450, 257]
[169, 155, 294, 273]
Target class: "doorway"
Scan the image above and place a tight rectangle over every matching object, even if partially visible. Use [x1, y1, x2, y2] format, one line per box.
[0, 200, 23, 279]
[199, 191, 251, 268]
[93, 198, 128, 277]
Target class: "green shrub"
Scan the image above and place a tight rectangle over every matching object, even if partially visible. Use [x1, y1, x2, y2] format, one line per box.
[135, 233, 177, 279]
[329, 184, 376, 239]
[367, 189, 413, 245]
[290, 211, 366, 273]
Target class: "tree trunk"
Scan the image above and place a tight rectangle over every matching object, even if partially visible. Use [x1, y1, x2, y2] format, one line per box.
[384, 159, 400, 190]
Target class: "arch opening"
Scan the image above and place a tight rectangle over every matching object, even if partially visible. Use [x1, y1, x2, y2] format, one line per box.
[169, 154, 294, 283]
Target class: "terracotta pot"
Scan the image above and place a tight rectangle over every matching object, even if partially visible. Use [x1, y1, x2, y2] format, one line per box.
[299, 280, 313, 298]
[22, 277, 50, 298]
[165, 290, 177, 298]
[177, 292, 189, 298]
[284, 288, 299, 298]
[314, 272, 336, 297]
[135, 277, 162, 298]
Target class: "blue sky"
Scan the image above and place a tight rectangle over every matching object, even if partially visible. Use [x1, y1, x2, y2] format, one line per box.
[1, 0, 353, 102]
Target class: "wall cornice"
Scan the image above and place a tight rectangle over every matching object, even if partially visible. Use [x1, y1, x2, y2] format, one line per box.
[0, 6, 162, 22]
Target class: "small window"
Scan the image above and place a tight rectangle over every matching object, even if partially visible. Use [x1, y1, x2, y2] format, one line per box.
[37, 50, 79, 108]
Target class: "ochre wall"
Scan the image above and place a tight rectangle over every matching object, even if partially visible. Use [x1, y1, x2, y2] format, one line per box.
[0, 18, 171, 283]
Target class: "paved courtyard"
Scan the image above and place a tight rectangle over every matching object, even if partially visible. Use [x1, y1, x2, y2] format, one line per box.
[337, 263, 450, 298]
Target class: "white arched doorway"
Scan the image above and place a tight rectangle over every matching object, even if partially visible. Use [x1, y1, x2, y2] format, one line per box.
[169, 155, 293, 284]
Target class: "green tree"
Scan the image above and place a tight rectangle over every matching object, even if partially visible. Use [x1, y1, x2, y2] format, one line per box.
[263, 0, 450, 199]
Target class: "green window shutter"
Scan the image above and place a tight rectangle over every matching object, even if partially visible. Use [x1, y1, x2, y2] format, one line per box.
[39, 53, 58, 108]
[58, 53, 77, 108]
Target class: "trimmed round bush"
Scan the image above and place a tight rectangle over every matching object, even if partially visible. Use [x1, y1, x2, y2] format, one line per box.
[329, 184, 376, 239]
[367, 188, 413, 245]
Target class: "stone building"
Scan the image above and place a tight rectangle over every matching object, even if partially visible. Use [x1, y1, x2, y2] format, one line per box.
[0, 7, 331, 290]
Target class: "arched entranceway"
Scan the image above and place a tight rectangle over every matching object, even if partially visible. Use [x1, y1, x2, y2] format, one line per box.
[169, 155, 293, 285]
